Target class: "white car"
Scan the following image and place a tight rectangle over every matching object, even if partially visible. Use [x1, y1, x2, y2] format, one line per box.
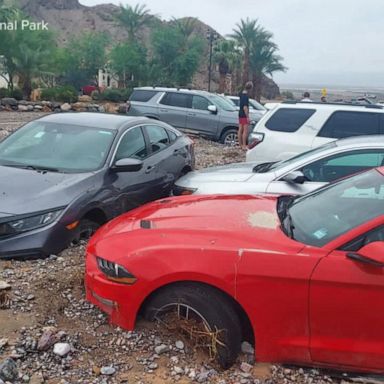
[173, 136, 384, 196]
[246, 101, 384, 163]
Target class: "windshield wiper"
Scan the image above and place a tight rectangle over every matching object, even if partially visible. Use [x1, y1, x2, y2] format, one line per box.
[252, 161, 277, 173]
[2, 163, 61, 173]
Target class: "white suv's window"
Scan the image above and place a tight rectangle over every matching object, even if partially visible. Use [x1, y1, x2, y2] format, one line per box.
[265, 108, 316, 132]
[318, 111, 380, 139]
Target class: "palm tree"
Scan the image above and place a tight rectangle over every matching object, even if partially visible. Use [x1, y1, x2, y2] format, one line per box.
[213, 39, 241, 93]
[0, 0, 17, 21]
[115, 3, 154, 42]
[171, 17, 198, 41]
[249, 29, 287, 101]
[229, 18, 259, 85]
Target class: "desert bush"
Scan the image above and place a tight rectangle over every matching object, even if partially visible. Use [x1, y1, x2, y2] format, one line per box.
[41, 85, 78, 103]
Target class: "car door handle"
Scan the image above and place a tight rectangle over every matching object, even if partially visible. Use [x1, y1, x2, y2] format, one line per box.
[160, 109, 168, 112]
[145, 165, 155, 174]
[173, 149, 180, 156]
[187, 112, 196, 116]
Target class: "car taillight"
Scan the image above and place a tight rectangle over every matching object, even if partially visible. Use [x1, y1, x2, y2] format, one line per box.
[248, 132, 264, 150]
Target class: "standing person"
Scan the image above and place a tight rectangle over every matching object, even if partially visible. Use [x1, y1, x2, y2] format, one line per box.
[238, 81, 253, 150]
[301, 92, 312, 102]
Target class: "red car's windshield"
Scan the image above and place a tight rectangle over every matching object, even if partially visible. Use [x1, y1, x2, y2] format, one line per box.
[286, 168, 384, 247]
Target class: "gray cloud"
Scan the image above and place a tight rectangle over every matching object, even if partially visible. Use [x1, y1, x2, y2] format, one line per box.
[79, 0, 384, 87]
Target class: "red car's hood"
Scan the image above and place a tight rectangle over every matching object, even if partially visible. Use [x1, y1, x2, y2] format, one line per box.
[91, 194, 304, 258]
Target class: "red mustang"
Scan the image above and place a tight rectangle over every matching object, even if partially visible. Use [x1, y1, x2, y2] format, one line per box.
[86, 167, 384, 372]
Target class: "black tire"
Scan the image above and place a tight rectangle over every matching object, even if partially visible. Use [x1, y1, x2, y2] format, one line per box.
[220, 129, 239, 146]
[71, 219, 99, 245]
[144, 283, 242, 368]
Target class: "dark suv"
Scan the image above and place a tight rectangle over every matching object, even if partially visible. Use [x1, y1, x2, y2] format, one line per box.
[127, 87, 260, 145]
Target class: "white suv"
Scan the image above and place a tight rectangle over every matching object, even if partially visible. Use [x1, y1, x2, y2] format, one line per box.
[246, 101, 384, 162]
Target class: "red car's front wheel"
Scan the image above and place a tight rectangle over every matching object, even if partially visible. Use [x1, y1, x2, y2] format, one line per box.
[144, 282, 243, 368]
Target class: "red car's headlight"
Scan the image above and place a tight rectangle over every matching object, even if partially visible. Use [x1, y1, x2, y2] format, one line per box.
[96, 256, 137, 285]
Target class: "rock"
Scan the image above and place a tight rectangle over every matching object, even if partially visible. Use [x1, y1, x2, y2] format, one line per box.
[241, 341, 254, 355]
[53, 342, 71, 357]
[33, 105, 43, 110]
[37, 327, 57, 351]
[148, 363, 158, 370]
[18, 105, 29, 112]
[0, 339, 8, 349]
[0, 98, 17, 107]
[240, 362, 253, 373]
[175, 340, 184, 350]
[174, 366, 184, 374]
[0, 281, 11, 291]
[78, 95, 92, 103]
[154, 344, 169, 355]
[60, 103, 72, 112]
[117, 104, 128, 114]
[100, 366, 116, 375]
[27, 294, 35, 301]
[72, 102, 88, 112]
[0, 358, 18, 382]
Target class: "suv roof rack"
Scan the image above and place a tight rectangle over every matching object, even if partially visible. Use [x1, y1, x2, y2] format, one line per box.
[282, 100, 383, 109]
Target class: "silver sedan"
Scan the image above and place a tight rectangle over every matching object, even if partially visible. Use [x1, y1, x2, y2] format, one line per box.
[173, 135, 384, 196]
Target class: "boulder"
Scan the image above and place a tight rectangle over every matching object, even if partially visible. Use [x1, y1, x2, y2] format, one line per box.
[18, 105, 29, 112]
[0, 358, 18, 382]
[60, 103, 72, 112]
[0, 98, 18, 107]
[78, 95, 93, 103]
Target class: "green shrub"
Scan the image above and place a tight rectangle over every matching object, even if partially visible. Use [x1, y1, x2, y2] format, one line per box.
[41, 85, 78, 103]
[97, 88, 132, 102]
[0, 88, 9, 98]
[10, 88, 23, 100]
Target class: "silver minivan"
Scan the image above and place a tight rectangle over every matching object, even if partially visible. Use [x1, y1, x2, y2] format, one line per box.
[127, 87, 261, 145]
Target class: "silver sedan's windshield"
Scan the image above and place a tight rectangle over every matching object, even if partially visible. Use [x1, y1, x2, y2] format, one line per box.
[287, 168, 384, 247]
[0, 122, 116, 173]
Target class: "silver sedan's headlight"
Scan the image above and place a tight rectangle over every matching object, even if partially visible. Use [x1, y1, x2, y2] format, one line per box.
[0, 209, 63, 236]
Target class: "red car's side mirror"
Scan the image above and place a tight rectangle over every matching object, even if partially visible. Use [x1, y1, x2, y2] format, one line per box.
[347, 241, 384, 268]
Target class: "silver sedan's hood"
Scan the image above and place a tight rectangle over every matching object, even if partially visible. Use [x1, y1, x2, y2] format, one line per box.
[175, 162, 275, 194]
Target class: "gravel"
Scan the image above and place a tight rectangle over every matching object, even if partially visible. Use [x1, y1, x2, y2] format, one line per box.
[0, 112, 378, 384]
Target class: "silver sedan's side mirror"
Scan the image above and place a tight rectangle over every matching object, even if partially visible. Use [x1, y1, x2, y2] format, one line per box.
[282, 171, 306, 184]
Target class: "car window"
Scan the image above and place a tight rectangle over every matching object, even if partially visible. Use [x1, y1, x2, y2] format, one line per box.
[129, 90, 158, 102]
[318, 111, 380, 139]
[0, 121, 116, 173]
[115, 127, 147, 161]
[192, 96, 209, 110]
[341, 225, 384, 251]
[299, 150, 384, 182]
[160, 92, 191, 108]
[146, 125, 170, 153]
[167, 130, 178, 143]
[265, 108, 316, 132]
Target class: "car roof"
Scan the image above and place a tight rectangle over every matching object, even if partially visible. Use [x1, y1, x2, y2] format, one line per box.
[133, 86, 212, 97]
[37, 112, 152, 131]
[279, 101, 384, 112]
[336, 135, 384, 147]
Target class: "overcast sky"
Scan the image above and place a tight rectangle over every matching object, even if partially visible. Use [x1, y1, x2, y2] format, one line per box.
[79, 0, 384, 88]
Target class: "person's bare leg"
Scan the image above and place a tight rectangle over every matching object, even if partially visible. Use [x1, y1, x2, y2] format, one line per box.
[242, 123, 249, 150]
[238, 125, 244, 147]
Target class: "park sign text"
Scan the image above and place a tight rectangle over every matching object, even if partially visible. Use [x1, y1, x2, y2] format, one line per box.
[0, 20, 49, 31]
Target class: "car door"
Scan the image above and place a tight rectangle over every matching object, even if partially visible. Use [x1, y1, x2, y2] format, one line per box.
[158, 92, 191, 130]
[143, 124, 181, 193]
[185, 95, 219, 137]
[310, 222, 384, 370]
[108, 125, 164, 215]
[265, 149, 384, 195]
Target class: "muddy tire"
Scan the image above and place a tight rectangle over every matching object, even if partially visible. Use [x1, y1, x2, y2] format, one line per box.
[71, 219, 99, 245]
[144, 283, 242, 368]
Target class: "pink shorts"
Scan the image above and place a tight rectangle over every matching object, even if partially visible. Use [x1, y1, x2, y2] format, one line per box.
[239, 117, 249, 125]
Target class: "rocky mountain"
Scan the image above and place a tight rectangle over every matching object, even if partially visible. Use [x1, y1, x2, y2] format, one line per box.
[18, 0, 280, 98]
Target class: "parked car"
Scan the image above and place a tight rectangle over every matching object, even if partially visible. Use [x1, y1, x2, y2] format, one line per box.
[86, 166, 384, 371]
[173, 135, 384, 196]
[0, 113, 194, 259]
[246, 101, 384, 163]
[127, 87, 261, 145]
[226, 95, 266, 112]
